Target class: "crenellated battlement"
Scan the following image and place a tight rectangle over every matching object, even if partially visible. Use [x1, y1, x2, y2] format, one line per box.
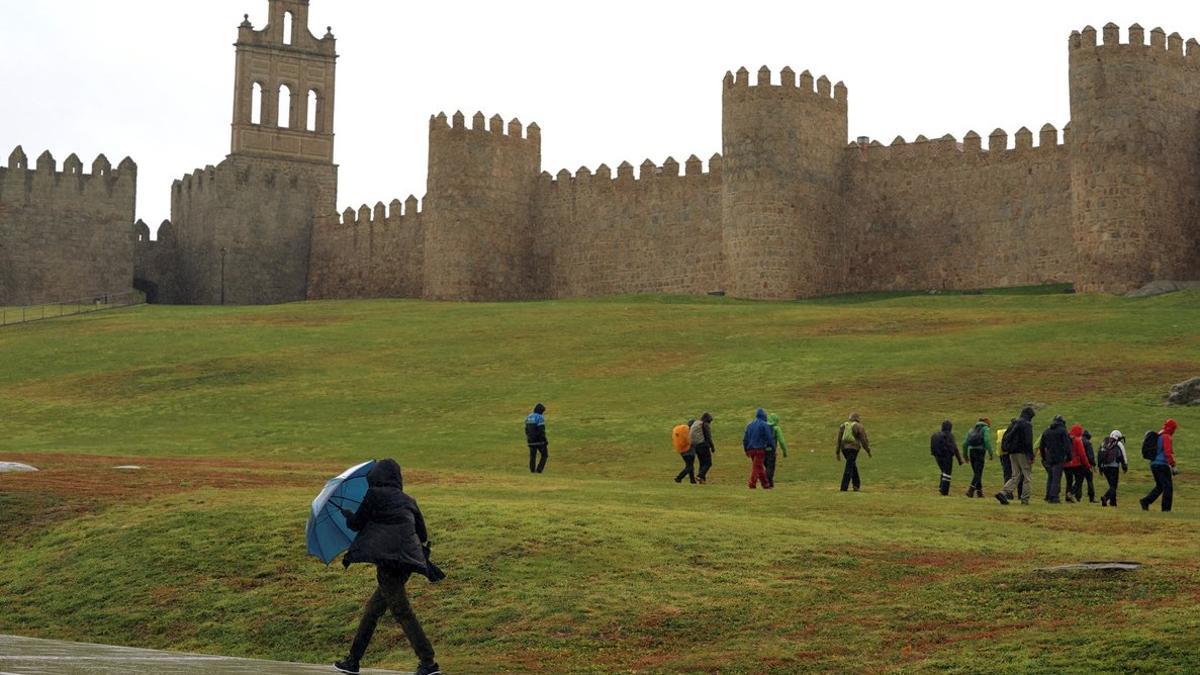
[1, 146, 136, 200]
[847, 123, 1067, 164]
[336, 195, 424, 227]
[1070, 23, 1200, 62]
[170, 162, 309, 199]
[429, 111, 541, 146]
[541, 153, 722, 190]
[723, 66, 847, 106]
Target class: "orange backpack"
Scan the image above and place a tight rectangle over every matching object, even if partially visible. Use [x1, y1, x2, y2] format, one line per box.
[672, 425, 691, 454]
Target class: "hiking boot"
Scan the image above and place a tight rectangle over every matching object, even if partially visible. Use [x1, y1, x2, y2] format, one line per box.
[1020, 499, 1030, 505]
[697, 477, 706, 485]
[1140, 500, 1150, 511]
[966, 487, 976, 498]
[674, 476, 683, 484]
[1065, 493, 1076, 504]
[334, 658, 361, 674]
[994, 493, 1010, 505]
[976, 490, 985, 499]
[415, 662, 443, 675]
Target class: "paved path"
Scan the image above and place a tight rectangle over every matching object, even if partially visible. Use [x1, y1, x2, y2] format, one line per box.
[0, 635, 408, 674]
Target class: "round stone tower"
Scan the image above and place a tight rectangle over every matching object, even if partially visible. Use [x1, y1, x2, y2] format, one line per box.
[721, 66, 848, 299]
[1068, 23, 1200, 292]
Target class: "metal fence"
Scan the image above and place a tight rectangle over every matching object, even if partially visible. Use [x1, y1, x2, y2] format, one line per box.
[0, 291, 144, 328]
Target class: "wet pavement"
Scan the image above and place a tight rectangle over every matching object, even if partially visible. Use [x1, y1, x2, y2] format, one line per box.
[0, 635, 409, 674]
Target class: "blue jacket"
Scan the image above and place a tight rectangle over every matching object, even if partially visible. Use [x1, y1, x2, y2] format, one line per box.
[743, 409, 776, 451]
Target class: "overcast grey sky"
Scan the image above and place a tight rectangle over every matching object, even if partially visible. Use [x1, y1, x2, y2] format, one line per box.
[3, 1, 1199, 232]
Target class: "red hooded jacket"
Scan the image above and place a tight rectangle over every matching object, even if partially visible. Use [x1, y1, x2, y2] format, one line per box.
[1064, 424, 1092, 470]
[1159, 419, 1178, 467]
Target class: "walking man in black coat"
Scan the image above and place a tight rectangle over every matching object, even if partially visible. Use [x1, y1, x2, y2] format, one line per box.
[930, 420, 963, 496]
[996, 407, 1036, 505]
[525, 403, 549, 474]
[336, 460, 442, 675]
[1039, 416, 1072, 504]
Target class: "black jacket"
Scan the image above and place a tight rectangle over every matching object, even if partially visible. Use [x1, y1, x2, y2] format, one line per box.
[1082, 432, 1096, 467]
[1007, 410, 1036, 458]
[1039, 420, 1072, 465]
[343, 460, 429, 576]
[930, 421, 958, 459]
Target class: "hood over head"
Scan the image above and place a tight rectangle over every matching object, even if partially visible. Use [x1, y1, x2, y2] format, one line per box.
[701, 412, 713, 424]
[756, 408, 768, 422]
[1052, 415, 1066, 428]
[1083, 429, 1092, 440]
[849, 412, 861, 422]
[941, 420, 953, 433]
[1070, 424, 1084, 438]
[1021, 406, 1036, 421]
[767, 412, 780, 426]
[367, 459, 403, 490]
[1163, 419, 1178, 435]
[687, 418, 696, 427]
[533, 403, 546, 415]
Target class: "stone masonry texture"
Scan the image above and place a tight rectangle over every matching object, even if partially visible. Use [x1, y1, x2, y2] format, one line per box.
[5, 8, 1200, 305]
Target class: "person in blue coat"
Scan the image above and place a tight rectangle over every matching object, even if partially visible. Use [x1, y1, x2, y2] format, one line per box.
[743, 408, 776, 489]
[525, 403, 549, 474]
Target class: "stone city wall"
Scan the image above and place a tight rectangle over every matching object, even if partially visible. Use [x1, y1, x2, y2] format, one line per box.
[0, 147, 136, 305]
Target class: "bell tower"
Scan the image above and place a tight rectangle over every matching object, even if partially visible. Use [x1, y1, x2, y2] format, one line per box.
[230, 0, 337, 164]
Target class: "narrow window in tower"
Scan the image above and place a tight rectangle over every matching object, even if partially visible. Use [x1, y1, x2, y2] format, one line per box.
[251, 83, 263, 125]
[278, 84, 293, 128]
[307, 90, 319, 132]
[283, 11, 294, 45]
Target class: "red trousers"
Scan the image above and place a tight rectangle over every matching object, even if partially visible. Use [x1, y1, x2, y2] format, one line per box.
[746, 449, 769, 488]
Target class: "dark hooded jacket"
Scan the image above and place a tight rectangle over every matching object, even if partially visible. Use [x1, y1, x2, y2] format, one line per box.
[525, 403, 548, 446]
[930, 421, 959, 460]
[343, 460, 429, 575]
[1005, 408, 1036, 458]
[1039, 417, 1072, 465]
[743, 409, 776, 451]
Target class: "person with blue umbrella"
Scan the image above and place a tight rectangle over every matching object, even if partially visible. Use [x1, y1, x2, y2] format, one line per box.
[309, 459, 443, 675]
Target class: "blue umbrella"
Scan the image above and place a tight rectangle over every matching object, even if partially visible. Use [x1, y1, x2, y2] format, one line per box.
[306, 460, 376, 565]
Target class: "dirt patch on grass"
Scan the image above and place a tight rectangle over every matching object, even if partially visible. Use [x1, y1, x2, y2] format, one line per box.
[791, 313, 1016, 338]
[0, 454, 473, 504]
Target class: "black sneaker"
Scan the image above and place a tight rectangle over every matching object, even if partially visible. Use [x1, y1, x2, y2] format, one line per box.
[416, 662, 443, 675]
[1140, 500, 1150, 511]
[994, 493, 1010, 505]
[334, 659, 361, 674]
[674, 476, 683, 484]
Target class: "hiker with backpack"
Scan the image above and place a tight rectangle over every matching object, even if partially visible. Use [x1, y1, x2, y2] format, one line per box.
[525, 403, 549, 474]
[766, 412, 789, 487]
[995, 407, 1036, 505]
[1139, 419, 1179, 513]
[1080, 429, 1098, 503]
[674, 419, 697, 484]
[690, 412, 716, 484]
[836, 413, 872, 492]
[998, 419, 1017, 489]
[1063, 424, 1093, 503]
[961, 418, 994, 498]
[1039, 415, 1072, 504]
[930, 420, 963, 496]
[743, 408, 776, 489]
[1098, 430, 1128, 507]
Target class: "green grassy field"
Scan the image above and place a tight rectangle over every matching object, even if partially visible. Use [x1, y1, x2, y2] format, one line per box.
[1, 290, 1197, 674]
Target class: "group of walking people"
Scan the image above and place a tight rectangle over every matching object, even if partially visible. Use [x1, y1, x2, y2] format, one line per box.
[931, 407, 1180, 512]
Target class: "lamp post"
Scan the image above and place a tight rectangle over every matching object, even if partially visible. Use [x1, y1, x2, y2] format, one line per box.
[220, 247, 227, 305]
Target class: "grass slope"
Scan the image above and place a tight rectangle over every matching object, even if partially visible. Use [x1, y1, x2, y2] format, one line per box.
[1, 290, 1198, 674]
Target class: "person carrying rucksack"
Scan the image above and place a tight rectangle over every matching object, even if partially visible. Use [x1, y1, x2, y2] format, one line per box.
[766, 412, 789, 487]
[1098, 430, 1128, 507]
[930, 420, 963, 496]
[996, 407, 1036, 505]
[836, 413, 872, 492]
[1140, 419, 1179, 512]
[743, 408, 776, 490]
[690, 413, 716, 484]
[961, 418, 994, 498]
[1039, 415, 1072, 504]
[525, 403, 549, 474]
[674, 419, 697, 484]
[1063, 424, 1093, 503]
[997, 419, 1016, 488]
